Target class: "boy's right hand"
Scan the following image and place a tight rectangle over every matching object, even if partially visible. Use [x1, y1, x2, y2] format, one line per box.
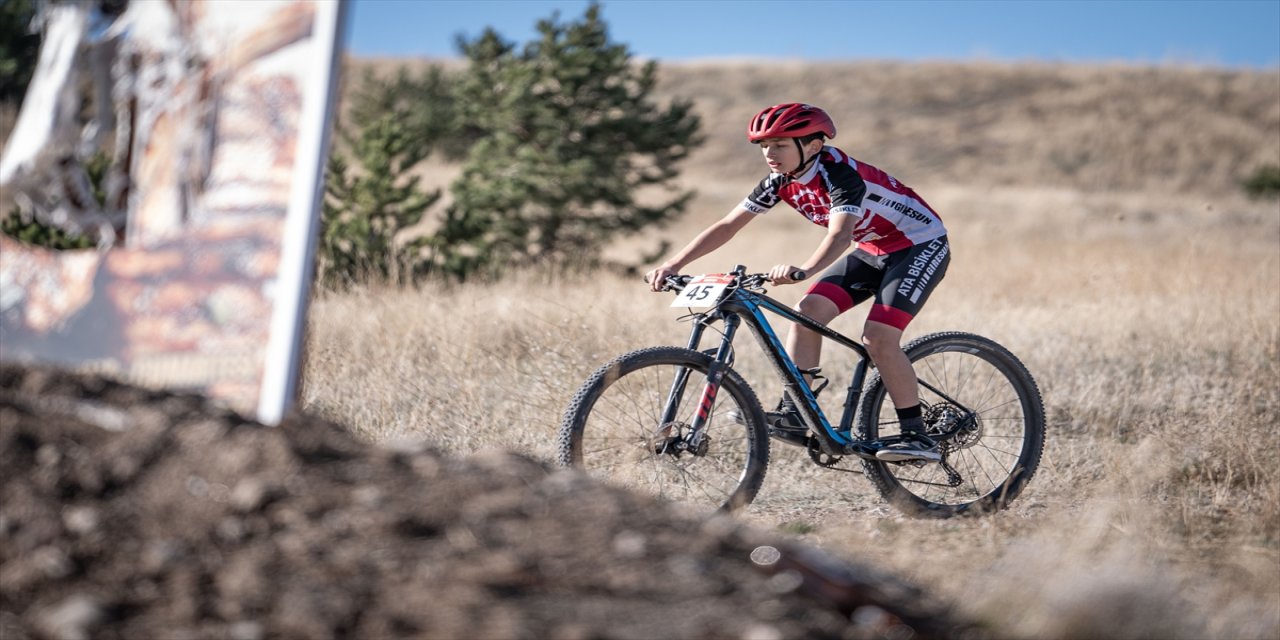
[645, 266, 679, 291]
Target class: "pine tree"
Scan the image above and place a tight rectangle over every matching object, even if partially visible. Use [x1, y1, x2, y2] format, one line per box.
[0, 0, 41, 104]
[319, 66, 457, 287]
[435, 3, 702, 279]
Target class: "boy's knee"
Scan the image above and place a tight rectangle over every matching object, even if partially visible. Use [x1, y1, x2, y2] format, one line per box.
[862, 322, 903, 355]
[796, 294, 839, 322]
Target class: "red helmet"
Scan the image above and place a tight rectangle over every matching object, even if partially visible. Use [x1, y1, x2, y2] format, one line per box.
[747, 103, 837, 142]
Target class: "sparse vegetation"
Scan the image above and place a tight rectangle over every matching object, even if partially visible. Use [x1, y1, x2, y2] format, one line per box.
[0, 153, 109, 250]
[302, 57, 1280, 636]
[1243, 164, 1280, 199]
[0, 214, 94, 250]
[303, 184, 1279, 638]
[0, 0, 96, 251]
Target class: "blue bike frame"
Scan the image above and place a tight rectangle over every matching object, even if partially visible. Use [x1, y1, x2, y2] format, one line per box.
[666, 284, 881, 459]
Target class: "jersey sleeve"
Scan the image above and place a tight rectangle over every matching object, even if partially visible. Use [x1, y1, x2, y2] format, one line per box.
[823, 160, 868, 217]
[740, 174, 785, 214]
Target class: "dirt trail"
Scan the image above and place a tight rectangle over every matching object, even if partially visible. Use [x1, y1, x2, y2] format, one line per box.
[1, 364, 982, 639]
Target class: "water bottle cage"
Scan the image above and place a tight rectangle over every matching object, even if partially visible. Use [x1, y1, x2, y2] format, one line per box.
[803, 368, 829, 397]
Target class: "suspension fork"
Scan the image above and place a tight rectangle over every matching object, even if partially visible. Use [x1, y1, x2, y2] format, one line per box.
[658, 315, 707, 426]
[658, 312, 740, 447]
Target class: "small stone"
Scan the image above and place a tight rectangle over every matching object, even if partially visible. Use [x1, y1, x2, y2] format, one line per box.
[36, 594, 103, 640]
[62, 506, 99, 535]
[229, 620, 264, 640]
[612, 531, 647, 559]
[230, 479, 267, 512]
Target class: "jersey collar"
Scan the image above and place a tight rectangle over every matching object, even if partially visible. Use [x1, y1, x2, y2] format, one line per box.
[790, 147, 824, 183]
[768, 146, 828, 182]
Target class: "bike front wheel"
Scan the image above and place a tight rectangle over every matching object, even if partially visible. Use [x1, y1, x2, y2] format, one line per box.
[858, 332, 1045, 518]
[558, 346, 770, 512]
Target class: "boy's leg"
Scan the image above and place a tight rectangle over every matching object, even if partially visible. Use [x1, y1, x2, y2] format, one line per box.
[865, 316, 939, 461]
[788, 253, 874, 380]
[861, 320, 917, 408]
[758, 263, 861, 436]
[785, 294, 840, 378]
[864, 237, 951, 461]
[760, 294, 839, 435]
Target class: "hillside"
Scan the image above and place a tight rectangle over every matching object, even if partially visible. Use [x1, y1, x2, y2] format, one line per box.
[3, 56, 1277, 639]
[349, 57, 1280, 195]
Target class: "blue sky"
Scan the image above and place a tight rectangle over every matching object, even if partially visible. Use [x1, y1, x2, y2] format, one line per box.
[347, 0, 1280, 68]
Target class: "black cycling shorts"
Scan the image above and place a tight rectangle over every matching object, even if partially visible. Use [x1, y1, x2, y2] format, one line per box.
[806, 236, 950, 330]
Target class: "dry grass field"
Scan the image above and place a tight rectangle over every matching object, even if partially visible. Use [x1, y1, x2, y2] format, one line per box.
[304, 60, 1280, 638]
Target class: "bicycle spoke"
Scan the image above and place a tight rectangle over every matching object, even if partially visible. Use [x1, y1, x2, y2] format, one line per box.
[563, 349, 767, 513]
[859, 333, 1044, 516]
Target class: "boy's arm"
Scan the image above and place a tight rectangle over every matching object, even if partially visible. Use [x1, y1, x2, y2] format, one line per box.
[647, 206, 756, 290]
[768, 214, 856, 284]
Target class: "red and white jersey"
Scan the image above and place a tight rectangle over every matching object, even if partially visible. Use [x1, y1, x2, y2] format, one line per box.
[740, 146, 946, 256]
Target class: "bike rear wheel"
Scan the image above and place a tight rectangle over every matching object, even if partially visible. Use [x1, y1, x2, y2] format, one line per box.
[858, 332, 1045, 518]
[558, 346, 770, 512]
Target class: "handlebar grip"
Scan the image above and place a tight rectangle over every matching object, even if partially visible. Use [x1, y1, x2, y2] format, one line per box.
[790, 270, 807, 281]
[645, 274, 691, 291]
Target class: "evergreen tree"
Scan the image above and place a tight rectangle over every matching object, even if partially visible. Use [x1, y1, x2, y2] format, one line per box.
[435, 2, 702, 279]
[319, 66, 458, 287]
[0, 0, 41, 104]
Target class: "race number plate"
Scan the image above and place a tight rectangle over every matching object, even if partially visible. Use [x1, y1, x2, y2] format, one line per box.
[671, 274, 734, 308]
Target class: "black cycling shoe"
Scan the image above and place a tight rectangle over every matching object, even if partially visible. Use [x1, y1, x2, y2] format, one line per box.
[728, 400, 811, 447]
[875, 430, 942, 462]
[763, 399, 804, 431]
[764, 400, 810, 447]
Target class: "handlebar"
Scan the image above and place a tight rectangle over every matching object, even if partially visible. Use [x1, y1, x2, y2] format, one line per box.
[645, 269, 807, 292]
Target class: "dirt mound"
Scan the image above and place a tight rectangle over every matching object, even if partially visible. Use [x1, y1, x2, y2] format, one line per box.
[0, 364, 979, 639]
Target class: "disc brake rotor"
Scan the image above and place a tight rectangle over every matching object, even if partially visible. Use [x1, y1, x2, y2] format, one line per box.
[927, 403, 982, 452]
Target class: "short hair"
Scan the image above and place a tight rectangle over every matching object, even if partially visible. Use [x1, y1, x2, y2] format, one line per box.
[798, 132, 827, 146]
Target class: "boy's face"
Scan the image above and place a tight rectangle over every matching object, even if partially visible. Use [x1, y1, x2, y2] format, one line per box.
[757, 137, 822, 174]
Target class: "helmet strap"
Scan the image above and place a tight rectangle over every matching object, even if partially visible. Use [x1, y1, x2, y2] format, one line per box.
[787, 138, 820, 178]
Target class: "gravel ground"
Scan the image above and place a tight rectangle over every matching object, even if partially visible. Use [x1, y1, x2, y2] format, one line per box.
[0, 364, 982, 639]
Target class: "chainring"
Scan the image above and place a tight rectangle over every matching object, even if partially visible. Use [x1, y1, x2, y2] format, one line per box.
[806, 438, 843, 468]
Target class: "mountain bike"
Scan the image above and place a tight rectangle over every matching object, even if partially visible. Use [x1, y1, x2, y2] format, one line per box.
[557, 265, 1045, 518]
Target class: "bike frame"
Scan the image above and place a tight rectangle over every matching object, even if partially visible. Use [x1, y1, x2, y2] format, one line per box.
[663, 277, 972, 460]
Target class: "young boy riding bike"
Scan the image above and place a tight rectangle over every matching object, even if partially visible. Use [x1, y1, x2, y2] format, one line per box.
[645, 103, 950, 462]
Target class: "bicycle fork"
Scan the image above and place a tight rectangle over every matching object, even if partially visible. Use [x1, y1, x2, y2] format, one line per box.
[657, 313, 740, 454]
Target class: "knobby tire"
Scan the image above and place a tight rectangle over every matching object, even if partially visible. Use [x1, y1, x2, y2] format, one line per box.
[558, 346, 770, 512]
[857, 332, 1046, 518]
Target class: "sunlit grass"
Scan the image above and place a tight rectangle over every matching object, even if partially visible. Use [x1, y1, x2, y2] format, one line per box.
[303, 184, 1279, 637]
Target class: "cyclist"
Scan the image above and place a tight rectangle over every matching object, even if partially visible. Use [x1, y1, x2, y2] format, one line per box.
[645, 103, 950, 462]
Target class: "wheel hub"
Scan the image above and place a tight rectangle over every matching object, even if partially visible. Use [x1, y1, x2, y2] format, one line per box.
[927, 403, 981, 451]
[651, 422, 685, 455]
[650, 422, 710, 457]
